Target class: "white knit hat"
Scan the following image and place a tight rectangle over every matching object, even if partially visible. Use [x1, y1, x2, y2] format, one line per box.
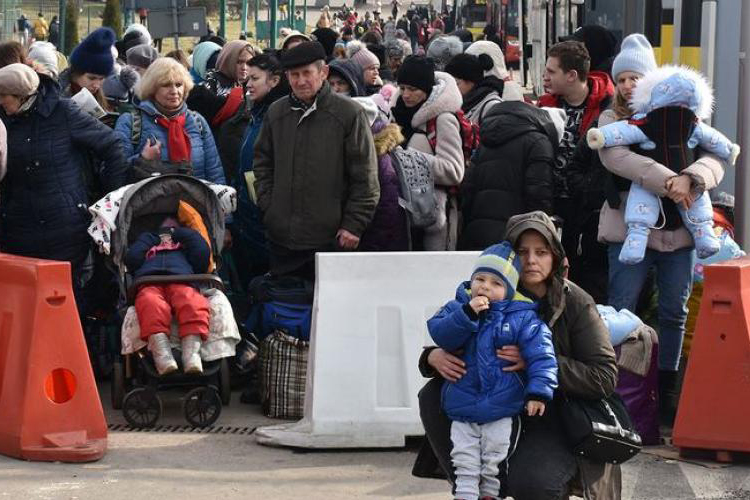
[465, 40, 509, 80]
[28, 41, 59, 78]
[612, 33, 657, 79]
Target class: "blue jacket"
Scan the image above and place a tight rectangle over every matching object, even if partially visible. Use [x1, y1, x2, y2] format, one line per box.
[114, 99, 226, 185]
[428, 282, 558, 423]
[0, 75, 127, 265]
[125, 227, 211, 279]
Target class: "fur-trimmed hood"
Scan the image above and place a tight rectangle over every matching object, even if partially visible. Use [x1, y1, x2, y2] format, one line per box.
[373, 122, 403, 156]
[390, 71, 462, 128]
[630, 64, 714, 120]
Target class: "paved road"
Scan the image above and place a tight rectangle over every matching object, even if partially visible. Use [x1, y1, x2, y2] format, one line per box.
[2, 387, 750, 499]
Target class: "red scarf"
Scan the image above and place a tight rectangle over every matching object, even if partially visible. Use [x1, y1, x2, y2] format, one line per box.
[155, 114, 192, 164]
[211, 86, 244, 127]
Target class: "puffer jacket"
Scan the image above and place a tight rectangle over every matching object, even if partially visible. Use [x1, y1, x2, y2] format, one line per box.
[125, 227, 210, 278]
[359, 120, 409, 251]
[428, 282, 558, 423]
[0, 74, 127, 265]
[459, 101, 555, 250]
[114, 99, 225, 185]
[186, 69, 239, 127]
[596, 108, 725, 252]
[394, 71, 464, 250]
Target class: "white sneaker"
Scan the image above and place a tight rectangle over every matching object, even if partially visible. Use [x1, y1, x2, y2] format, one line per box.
[148, 332, 178, 375]
[181, 335, 203, 374]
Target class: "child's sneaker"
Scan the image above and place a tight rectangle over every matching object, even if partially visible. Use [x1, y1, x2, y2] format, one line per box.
[181, 335, 203, 374]
[148, 332, 178, 375]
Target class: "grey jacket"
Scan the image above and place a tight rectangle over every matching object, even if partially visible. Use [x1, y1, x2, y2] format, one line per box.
[596, 108, 725, 252]
[253, 82, 380, 250]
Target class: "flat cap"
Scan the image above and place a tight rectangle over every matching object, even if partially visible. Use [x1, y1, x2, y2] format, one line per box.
[281, 41, 326, 70]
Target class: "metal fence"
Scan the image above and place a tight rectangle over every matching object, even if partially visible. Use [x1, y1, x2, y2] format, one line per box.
[0, 0, 106, 46]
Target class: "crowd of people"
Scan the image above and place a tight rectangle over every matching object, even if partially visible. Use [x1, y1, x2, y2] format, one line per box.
[0, 9, 738, 500]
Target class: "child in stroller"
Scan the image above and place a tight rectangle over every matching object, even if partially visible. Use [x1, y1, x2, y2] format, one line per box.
[125, 216, 211, 375]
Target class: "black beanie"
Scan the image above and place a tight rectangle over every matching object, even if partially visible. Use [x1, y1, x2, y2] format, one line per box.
[444, 53, 494, 84]
[397, 55, 435, 94]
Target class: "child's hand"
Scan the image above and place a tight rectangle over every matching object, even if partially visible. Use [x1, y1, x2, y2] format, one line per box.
[469, 295, 490, 315]
[526, 400, 545, 417]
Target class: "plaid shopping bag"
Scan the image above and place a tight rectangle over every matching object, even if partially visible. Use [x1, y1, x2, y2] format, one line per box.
[259, 330, 309, 419]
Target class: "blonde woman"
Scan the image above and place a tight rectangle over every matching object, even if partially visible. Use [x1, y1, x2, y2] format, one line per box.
[114, 57, 225, 184]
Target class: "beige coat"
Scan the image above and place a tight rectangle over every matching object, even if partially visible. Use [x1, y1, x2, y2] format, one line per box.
[396, 72, 464, 250]
[596, 108, 725, 252]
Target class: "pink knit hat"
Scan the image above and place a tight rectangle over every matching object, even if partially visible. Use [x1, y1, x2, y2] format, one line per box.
[348, 41, 380, 69]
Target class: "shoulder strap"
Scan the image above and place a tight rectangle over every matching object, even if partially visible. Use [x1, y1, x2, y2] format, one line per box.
[190, 110, 205, 138]
[130, 109, 142, 149]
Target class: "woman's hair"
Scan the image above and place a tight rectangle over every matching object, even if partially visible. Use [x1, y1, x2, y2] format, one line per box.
[137, 57, 194, 101]
[0, 41, 28, 69]
[247, 52, 283, 77]
[165, 49, 191, 70]
[612, 89, 633, 120]
[69, 68, 112, 112]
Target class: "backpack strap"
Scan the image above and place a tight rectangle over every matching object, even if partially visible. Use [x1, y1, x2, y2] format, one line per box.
[130, 108, 142, 150]
[189, 110, 205, 138]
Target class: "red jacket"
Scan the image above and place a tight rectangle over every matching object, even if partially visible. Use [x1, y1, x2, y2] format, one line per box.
[537, 70, 614, 134]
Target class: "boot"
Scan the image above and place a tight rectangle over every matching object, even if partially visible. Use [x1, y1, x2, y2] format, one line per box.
[148, 332, 178, 375]
[181, 335, 203, 374]
[658, 370, 678, 426]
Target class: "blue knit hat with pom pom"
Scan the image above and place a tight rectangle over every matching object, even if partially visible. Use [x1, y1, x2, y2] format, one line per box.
[471, 241, 522, 298]
[70, 27, 116, 76]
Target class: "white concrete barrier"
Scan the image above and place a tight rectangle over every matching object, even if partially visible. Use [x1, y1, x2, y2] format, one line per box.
[255, 251, 479, 448]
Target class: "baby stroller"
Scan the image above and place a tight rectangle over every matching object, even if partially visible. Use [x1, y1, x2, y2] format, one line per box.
[104, 174, 238, 428]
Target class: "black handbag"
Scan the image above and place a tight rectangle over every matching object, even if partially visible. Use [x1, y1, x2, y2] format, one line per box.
[558, 392, 642, 464]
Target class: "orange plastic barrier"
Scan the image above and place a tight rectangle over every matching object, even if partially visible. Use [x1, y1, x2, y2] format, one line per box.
[673, 256, 750, 454]
[0, 253, 107, 462]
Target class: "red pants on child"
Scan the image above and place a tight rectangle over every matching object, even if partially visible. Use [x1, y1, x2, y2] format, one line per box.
[135, 284, 210, 341]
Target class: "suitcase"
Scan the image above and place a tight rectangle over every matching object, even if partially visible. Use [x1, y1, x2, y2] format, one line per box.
[615, 341, 660, 445]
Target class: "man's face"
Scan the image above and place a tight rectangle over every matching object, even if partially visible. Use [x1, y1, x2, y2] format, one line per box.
[543, 56, 575, 95]
[287, 62, 329, 103]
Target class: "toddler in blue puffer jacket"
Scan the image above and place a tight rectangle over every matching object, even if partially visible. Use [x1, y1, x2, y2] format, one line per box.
[428, 242, 558, 500]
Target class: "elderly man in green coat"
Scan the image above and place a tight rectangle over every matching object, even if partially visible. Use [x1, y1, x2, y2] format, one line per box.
[253, 41, 380, 278]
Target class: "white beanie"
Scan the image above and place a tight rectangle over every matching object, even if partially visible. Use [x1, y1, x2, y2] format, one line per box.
[611, 34, 657, 79]
[28, 41, 59, 78]
[465, 40, 509, 80]
[542, 107, 566, 145]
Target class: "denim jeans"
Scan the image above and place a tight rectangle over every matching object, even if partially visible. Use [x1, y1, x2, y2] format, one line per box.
[607, 243, 695, 371]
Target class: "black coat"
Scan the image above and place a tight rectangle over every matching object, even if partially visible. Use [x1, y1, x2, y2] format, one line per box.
[0, 75, 127, 266]
[458, 101, 556, 250]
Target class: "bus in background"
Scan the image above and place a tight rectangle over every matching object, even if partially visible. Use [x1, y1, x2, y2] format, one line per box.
[457, 0, 521, 69]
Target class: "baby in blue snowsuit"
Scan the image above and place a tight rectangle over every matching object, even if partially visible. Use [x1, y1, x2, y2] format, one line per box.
[587, 65, 741, 264]
[428, 242, 558, 500]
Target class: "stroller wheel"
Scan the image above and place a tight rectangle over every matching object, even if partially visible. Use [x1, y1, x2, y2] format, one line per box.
[123, 388, 162, 428]
[183, 386, 222, 427]
[111, 359, 125, 410]
[219, 358, 231, 406]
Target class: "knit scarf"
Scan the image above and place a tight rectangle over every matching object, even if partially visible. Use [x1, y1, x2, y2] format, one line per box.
[392, 96, 423, 145]
[155, 114, 192, 164]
